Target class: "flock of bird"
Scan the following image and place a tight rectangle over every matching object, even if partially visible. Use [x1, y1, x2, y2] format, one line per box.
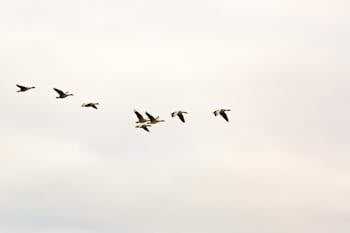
[16, 84, 231, 133]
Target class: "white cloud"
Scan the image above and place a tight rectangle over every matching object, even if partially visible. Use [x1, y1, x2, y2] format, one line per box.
[0, 0, 349, 232]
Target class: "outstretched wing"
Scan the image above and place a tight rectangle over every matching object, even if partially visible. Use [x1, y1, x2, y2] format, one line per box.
[220, 112, 229, 122]
[16, 84, 25, 89]
[92, 104, 98, 109]
[145, 112, 156, 121]
[178, 113, 185, 123]
[53, 88, 65, 96]
[142, 126, 150, 132]
[134, 110, 145, 121]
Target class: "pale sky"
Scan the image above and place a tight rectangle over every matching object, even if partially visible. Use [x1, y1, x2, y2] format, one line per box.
[1, 0, 350, 233]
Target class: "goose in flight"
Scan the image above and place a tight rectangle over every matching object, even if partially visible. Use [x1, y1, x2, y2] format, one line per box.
[145, 112, 165, 124]
[53, 88, 74, 99]
[16, 84, 35, 92]
[136, 123, 152, 132]
[134, 110, 149, 124]
[213, 109, 231, 122]
[82, 102, 99, 109]
[171, 111, 188, 123]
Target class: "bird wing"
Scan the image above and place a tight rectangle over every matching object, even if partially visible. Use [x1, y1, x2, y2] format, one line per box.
[178, 113, 185, 123]
[143, 126, 150, 132]
[53, 88, 65, 96]
[145, 112, 156, 121]
[16, 84, 25, 89]
[171, 112, 177, 117]
[134, 110, 145, 121]
[92, 104, 98, 109]
[220, 112, 229, 122]
[213, 110, 220, 116]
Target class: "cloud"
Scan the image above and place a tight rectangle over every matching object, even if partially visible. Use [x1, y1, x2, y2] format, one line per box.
[1, 131, 350, 233]
[0, 0, 350, 232]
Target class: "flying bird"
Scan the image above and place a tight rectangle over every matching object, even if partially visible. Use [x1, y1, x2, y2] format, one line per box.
[82, 103, 99, 109]
[145, 112, 165, 124]
[16, 84, 35, 92]
[171, 111, 188, 123]
[213, 109, 231, 122]
[136, 123, 152, 132]
[53, 88, 74, 99]
[134, 110, 149, 124]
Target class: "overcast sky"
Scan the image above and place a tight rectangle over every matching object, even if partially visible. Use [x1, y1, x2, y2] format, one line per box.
[1, 0, 350, 233]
